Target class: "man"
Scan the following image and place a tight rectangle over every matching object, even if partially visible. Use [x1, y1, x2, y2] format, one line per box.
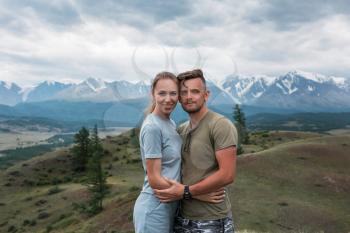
[154, 69, 238, 232]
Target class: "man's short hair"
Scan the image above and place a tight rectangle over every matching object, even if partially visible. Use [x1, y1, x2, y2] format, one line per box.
[177, 69, 206, 87]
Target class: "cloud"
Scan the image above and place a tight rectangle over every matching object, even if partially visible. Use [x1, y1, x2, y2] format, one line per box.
[245, 0, 350, 30]
[0, 0, 349, 86]
[0, 0, 81, 31]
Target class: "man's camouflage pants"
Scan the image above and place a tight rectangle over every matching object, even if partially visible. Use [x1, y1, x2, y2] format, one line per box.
[173, 214, 234, 233]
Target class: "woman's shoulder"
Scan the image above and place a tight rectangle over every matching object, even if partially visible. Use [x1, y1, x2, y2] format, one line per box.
[141, 115, 161, 132]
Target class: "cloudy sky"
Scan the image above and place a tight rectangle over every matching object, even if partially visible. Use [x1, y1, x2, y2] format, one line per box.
[0, 0, 349, 86]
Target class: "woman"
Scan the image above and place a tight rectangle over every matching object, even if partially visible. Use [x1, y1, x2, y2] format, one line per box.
[133, 71, 224, 233]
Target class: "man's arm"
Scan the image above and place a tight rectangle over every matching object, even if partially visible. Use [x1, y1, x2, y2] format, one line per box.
[154, 146, 236, 202]
[190, 146, 236, 195]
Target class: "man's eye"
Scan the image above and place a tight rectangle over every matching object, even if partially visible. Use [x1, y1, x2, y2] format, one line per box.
[191, 90, 200, 94]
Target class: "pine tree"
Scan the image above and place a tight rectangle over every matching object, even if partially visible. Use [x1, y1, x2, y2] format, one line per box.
[71, 127, 90, 172]
[85, 125, 108, 215]
[233, 104, 249, 154]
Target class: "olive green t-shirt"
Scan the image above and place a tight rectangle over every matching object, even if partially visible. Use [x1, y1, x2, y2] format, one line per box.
[178, 110, 238, 220]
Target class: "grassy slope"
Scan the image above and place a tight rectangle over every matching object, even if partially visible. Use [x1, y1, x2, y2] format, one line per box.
[233, 133, 350, 233]
[0, 130, 349, 233]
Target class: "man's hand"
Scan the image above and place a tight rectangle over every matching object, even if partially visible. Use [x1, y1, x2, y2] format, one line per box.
[153, 178, 184, 202]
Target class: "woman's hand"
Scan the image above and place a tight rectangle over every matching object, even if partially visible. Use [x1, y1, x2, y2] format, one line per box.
[193, 188, 225, 203]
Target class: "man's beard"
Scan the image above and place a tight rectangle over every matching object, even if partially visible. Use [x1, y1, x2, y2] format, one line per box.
[182, 102, 203, 114]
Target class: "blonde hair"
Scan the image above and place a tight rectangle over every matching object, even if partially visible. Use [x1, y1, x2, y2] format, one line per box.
[146, 71, 178, 114]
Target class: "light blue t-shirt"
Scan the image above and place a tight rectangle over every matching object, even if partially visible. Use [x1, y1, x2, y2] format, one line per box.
[139, 113, 182, 194]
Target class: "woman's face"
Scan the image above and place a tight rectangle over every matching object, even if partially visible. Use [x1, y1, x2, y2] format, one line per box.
[153, 78, 178, 117]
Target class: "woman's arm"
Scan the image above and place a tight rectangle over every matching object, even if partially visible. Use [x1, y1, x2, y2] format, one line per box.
[146, 158, 172, 190]
[193, 188, 225, 203]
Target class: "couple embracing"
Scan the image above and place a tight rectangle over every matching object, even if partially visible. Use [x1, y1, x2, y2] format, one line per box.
[133, 69, 238, 233]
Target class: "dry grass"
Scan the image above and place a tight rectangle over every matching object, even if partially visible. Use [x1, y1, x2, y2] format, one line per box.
[0, 130, 349, 233]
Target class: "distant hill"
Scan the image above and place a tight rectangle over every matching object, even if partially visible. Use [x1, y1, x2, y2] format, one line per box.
[1, 101, 350, 132]
[0, 129, 349, 232]
[246, 112, 350, 132]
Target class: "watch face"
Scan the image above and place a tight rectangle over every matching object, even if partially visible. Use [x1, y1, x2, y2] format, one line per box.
[183, 185, 191, 200]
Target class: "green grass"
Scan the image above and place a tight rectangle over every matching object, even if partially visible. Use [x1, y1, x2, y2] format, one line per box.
[0, 129, 349, 232]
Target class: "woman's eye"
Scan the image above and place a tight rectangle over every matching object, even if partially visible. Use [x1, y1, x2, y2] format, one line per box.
[170, 92, 178, 96]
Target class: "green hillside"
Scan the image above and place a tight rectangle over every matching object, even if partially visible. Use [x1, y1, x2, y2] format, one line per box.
[0, 129, 349, 233]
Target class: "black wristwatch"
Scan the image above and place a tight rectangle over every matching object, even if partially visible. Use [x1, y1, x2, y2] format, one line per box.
[183, 185, 192, 200]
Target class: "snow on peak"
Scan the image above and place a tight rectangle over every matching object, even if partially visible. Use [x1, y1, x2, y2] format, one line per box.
[137, 80, 152, 86]
[330, 76, 347, 88]
[44, 80, 57, 86]
[20, 86, 35, 101]
[288, 70, 348, 89]
[1, 81, 13, 90]
[252, 74, 276, 86]
[308, 85, 315, 92]
[84, 77, 107, 91]
[289, 70, 328, 83]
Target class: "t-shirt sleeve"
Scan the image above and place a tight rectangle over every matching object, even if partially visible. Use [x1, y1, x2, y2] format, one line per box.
[141, 124, 162, 159]
[212, 117, 238, 151]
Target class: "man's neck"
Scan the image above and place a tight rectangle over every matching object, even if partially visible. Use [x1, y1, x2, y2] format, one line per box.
[189, 106, 209, 129]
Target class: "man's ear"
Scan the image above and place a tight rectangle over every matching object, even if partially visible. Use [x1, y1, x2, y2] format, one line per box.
[204, 90, 210, 102]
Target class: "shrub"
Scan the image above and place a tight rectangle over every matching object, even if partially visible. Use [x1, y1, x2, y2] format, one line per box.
[22, 219, 30, 226]
[106, 164, 113, 170]
[7, 225, 16, 232]
[23, 179, 35, 186]
[35, 199, 47, 206]
[129, 186, 140, 192]
[24, 196, 33, 202]
[51, 178, 62, 185]
[8, 170, 21, 176]
[47, 186, 63, 195]
[46, 224, 53, 232]
[29, 220, 37, 226]
[63, 176, 72, 182]
[38, 211, 50, 219]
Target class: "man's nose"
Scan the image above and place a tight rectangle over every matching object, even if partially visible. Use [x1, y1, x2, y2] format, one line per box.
[183, 91, 192, 98]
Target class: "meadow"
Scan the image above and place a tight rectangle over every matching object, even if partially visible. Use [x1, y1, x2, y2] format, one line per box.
[0, 129, 349, 233]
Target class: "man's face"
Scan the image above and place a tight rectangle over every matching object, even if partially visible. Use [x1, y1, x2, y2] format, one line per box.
[179, 78, 209, 113]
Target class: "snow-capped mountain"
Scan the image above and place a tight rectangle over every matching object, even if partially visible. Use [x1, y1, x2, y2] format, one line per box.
[221, 74, 275, 104]
[25, 81, 73, 102]
[108, 80, 150, 100]
[218, 70, 350, 110]
[0, 81, 22, 105]
[55, 78, 112, 102]
[55, 78, 150, 102]
[0, 71, 349, 111]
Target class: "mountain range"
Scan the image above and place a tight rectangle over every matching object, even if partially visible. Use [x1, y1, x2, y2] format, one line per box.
[1, 70, 350, 111]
